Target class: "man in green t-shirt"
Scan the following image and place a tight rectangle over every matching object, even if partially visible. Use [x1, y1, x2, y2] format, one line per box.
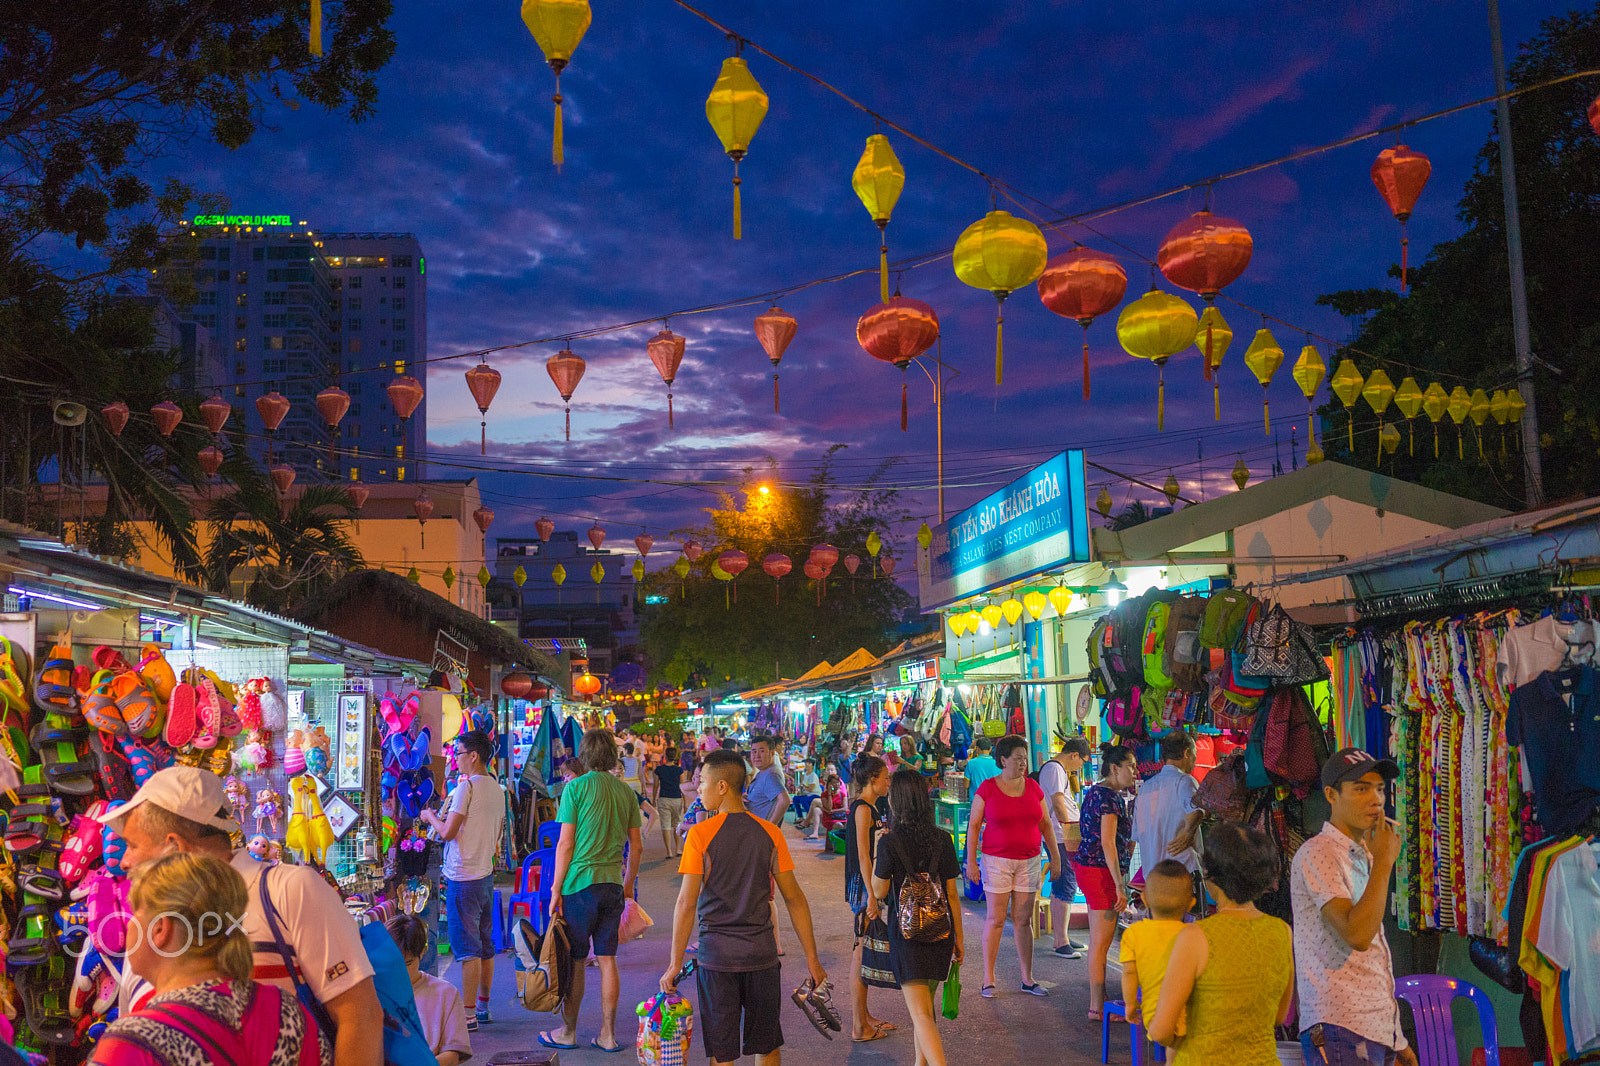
[540, 728, 644, 1054]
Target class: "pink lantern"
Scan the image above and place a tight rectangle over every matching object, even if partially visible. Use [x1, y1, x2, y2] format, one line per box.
[413, 490, 434, 548]
[809, 543, 839, 570]
[269, 463, 297, 494]
[635, 534, 654, 557]
[199, 395, 231, 436]
[464, 363, 502, 455]
[753, 306, 798, 412]
[255, 392, 290, 431]
[347, 482, 370, 510]
[843, 554, 860, 575]
[100, 402, 130, 437]
[718, 549, 749, 605]
[473, 505, 495, 534]
[387, 375, 424, 420]
[587, 523, 606, 550]
[315, 386, 351, 428]
[150, 401, 182, 437]
[803, 558, 830, 605]
[880, 556, 897, 577]
[762, 552, 791, 604]
[535, 516, 555, 542]
[546, 348, 587, 442]
[683, 540, 703, 563]
[197, 446, 224, 478]
[647, 329, 687, 429]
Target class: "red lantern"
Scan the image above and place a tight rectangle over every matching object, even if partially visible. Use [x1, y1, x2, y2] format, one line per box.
[1156, 210, 1253, 303]
[414, 490, 434, 547]
[1371, 145, 1432, 293]
[843, 554, 860, 575]
[1038, 247, 1128, 400]
[464, 363, 501, 455]
[574, 672, 602, 698]
[717, 549, 748, 603]
[762, 552, 791, 603]
[753, 307, 798, 413]
[635, 534, 654, 557]
[270, 463, 297, 495]
[528, 683, 551, 702]
[546, 348, 586, 442]
[501, 672, 534, 699]
[347, 482, 370, 510]
[199, 395, 231, 436]
[100, 402, 129, 437]
[151, 401, 182, 437]
[809, 543, 839, 570]
[803, 558, 831, 605]
[316, 386, 351, 463]
[388, 375, 424, 420]
[880, 556, 898, 577]
[647, 330, 686, 429]
[683, 540, 703, 562]
[198, 446, 224, 478]
[1590, 95, 1600, 137]
[473, 505, 495, 534]
[255, 391, 290, 431]
[535, 516, 555, 542]
[587, 523, 606, 550]
[856, 296, 940, 431]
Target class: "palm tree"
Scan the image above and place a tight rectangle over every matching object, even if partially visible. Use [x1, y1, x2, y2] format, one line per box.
[1110, 500, 1157, 531]
[203, 471, 365, 614]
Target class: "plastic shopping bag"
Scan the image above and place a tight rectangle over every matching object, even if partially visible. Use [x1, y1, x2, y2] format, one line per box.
[619, 898, 654, 942]
[942, 960, 961, 1020]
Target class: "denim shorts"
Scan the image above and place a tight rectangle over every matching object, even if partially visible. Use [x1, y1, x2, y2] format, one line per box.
[444, 874, 496, 959]
[1050, 858, 1078, 901]
[1301, 1022, 1397, 1066]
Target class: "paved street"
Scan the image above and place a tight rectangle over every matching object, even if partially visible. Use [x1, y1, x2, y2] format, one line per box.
[466, 825, 1117, 1065]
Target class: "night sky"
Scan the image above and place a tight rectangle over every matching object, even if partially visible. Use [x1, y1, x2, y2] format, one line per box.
[156, 0, 1572, 563]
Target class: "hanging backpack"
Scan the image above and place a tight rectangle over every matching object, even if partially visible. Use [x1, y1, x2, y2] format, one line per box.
[1200, 589, 1257, 650]
[1163, 596, 1209, 691]
[1106, 686, 1145, 740]
[1142, 600, 1177, 690]
[1261, 685, 1328, 797]
[1087, 619, 1114, 699]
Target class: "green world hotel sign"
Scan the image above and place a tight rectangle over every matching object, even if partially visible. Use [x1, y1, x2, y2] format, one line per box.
[191, 215, 292, 225]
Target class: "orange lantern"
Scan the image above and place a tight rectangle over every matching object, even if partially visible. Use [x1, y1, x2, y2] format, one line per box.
[587, 522, 606, 550]
[535, 516, 555, 542]
[546, 347, 586, 442]
[502, 672, 534, 699]
[198, 446, 224, 479]
[316, 385, 350, 463]
[473, 505, 494, 554]
[574, 672, 602, 698]
[199, 395, 231, 437]
[1371, 145, 1432, 293]
[101, 402, 130, 437]
[269, 463, 297, 495]
[464, 363, 501, 455]
[753, 307, 797, 413]
[1156, 210, 1253, 302]
[1038, 247, 1127, 400]
[388, 374, 424, 461]
[256, 390, 290, 464]
[647, 329, 686, 429]
[150, 401, 182, 437]
[347, 483, 370, 510]
[857, 296, 940, 431]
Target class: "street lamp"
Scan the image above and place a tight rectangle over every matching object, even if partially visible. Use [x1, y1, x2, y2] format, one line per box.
[1099, 570, 1128, 607]
[910, 338, 960, 521]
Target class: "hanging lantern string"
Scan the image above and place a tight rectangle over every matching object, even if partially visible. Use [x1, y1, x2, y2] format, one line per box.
[209, 58, 1590, 401]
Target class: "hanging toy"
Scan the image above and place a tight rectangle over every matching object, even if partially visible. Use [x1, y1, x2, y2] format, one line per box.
[225, 777, 251, 823]
[247, 835, 274, 862]
[283, 729, 307, 777]
[253, 788, 282, 835]
[257, 679, 287, 732]
[238, 682, 264, 732]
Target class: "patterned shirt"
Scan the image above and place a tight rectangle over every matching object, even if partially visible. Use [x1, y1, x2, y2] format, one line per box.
[1289, 822, 1408, 1051]
[1075, 783, 1131, 871]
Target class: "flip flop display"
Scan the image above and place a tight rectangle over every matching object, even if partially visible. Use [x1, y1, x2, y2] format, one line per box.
[108, 672, 159, 738]
[80, 670, 125, 735]
[163, 682, 196, 748]
[134, 644, 176, 703]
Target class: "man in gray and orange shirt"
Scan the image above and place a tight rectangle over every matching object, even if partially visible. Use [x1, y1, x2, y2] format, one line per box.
[661, 749, 827, 1066]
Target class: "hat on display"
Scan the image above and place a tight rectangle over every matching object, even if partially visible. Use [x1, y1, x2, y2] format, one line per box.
[93, 766, 241, 835]
[1320, 747, 1400, 790]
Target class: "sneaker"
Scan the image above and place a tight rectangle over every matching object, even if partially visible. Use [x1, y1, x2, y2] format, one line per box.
[1052, 945, 1084, 959]
[1066, 939, 1089, 951]
[1021, 982, 1049, 997]
[466, 1016, 479, 1033]
[475, 1006, 492, 1025]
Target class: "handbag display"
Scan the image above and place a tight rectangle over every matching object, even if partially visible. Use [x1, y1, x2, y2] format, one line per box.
[1241, 603, 1330, 684]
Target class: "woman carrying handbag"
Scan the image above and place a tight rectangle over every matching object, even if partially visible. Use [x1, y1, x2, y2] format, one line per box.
[872, 769, 964, 1066]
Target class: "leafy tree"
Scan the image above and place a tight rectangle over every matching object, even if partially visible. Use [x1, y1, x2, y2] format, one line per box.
[203, 473, 364, 613]
[640, 451, 916, 691]
[0, 0, 395, 280]
[1110, 500, 1159, 530]
[1314, 5, 1600, 506]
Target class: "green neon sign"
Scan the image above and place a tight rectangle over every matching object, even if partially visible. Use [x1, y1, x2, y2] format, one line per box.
[192, 215, 291, 226]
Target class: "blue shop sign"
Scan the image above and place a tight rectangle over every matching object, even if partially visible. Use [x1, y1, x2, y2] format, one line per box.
[918, 450, 1090, 610]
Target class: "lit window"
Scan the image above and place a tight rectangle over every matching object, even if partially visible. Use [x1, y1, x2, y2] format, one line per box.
[396, 465, 406, 481]
[235, 338, 246, 352]
[236, 271, 248, 284]
[394, 445, 403, 458]
[395, 361, 406, 375]
[234, 386, 245, 398]
[236, 294, 247, 307]
[266, 337, 284, 350]
[349, 467, 359, 480]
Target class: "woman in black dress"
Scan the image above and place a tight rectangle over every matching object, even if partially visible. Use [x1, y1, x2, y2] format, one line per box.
[872, 769, 964, 1066]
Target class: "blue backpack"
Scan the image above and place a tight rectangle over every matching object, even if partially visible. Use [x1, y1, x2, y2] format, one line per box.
[258, 868, 437, 1066]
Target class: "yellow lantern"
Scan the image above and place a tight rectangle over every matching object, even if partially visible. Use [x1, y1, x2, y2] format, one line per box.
[1378, 423, 1401, 457]
[1363, 369, 1395, 460]
[590, 560, 604, 583]
[980, 603, 1004, 629]
[1306, 438, 1326, 465]
[1116, 290, 1199, 429]
[1469, 388, 1491, 457]
[407, 566, 420, 584]
[442, 566, 455, 590]
[1292, 344, 1326, 442]
[1242, 327, 1285, 436]
[1394, 376, 1424, 455]
[1096, 486, 1113, 517]
[917, 522, 932, 549]
[964, 609, 983, 634]
[672, 556, 689, 578]
[1447, 386, 1472, 458]
[1232, 458, 1250, 490]
[1001, 599, 1024, 626]
[632, 558, 646, 582]
[1505, 388, 1527, 451]
[853, 135, 906, 302]
[513, 564, 528, 588]
[954, 210, 1049, 386]
[1023, 590, 1048, 620]
[1422, 382, 1449, 456]
[1329, 359, 1364, 451]
[1047, 586, 1072, 617]
[948, 613, 968, 638]
[1163, 474, 1180, 507]
[705, 54, 769, 240]
[478, 565, 492, 588]
[1490, 389, 1511, 454]
[551, 562, 567, 586]
[1194, 306, 1233, 421]
[521, 0, 593, 169]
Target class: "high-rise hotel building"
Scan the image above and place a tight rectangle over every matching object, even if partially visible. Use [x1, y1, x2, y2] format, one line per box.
[157, 218, 427, 483]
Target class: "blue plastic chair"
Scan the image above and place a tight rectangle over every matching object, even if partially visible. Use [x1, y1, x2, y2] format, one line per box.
[1100, 998, 1165, 1065]
[508, 846, 556, 935]
[537, 820, 561, 849]
[1395, 974, 1500, 1066]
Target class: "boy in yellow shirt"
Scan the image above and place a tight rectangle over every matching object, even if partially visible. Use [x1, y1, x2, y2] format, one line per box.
[1120, 860, 1194, 1033]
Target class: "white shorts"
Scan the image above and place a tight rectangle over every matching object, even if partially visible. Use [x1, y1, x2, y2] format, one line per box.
[981, 854, 1042, 895]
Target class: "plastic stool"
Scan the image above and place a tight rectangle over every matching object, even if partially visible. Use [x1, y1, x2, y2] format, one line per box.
[1100, 1000, 1162, 1064]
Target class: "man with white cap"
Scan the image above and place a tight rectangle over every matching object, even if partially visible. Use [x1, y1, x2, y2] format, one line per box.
[98, 766, 382, 1066]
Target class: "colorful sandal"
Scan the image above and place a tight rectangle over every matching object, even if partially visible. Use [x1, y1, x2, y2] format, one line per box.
[192, 679, 222, 749]
[29, 722, 95, 797]
[87, 732, 133, 801]
[91, 646, 130, 674]
[7, 902, 60, 966]
[108, 672, 159, 738]
[135, 644, 176, 703]
[0, 638, 29, 720]
[164, 682, 197, 748]
[17, 955, 75, 1045]
[57, 814, 101, 884]
[81, 670, 126, 736]
[114, 735, 160, 787]
[95, 802, 127, 877]
[29, 646, 79, 722]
